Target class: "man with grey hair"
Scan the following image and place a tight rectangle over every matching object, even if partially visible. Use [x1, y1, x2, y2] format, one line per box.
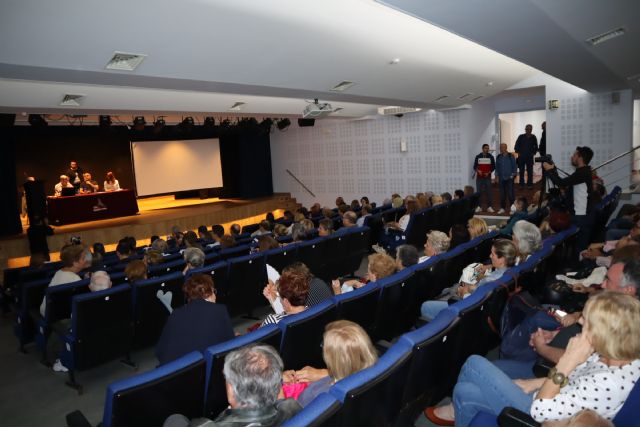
[54, 175, 74, 196]
[164, 344, 301, 427]
[89, 270, 112, 292]
[182, 247, 205, 275]
[512, 220, 542, 261]
[419, 230, 450, 263]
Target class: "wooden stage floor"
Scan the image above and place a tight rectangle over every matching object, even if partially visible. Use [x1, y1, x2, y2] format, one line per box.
[1, 193, 299, 270]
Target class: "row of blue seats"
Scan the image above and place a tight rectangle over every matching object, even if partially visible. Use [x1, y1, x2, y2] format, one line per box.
[95, 226, 577, 426]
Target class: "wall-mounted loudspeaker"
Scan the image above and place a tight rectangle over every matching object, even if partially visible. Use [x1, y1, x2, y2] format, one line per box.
[611, 92, 620, 104]
[298, 118, 315, 127]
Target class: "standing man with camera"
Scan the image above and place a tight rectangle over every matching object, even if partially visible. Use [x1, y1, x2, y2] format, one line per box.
[514, 124, 538, 188]
[542, 146, 595, 256]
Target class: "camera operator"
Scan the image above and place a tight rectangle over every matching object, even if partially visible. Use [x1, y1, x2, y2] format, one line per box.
[542, 146, 595, 256]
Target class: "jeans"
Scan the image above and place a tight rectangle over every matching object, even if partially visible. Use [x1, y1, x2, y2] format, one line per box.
[573, 214, 595, 262]
[518, 158, 533, 186]
[420, 300, 448, 320]
[452, 355, 534, 427]
[476, 178, 492, 209]
[498, 178, 514, 210]
[492, 359, 536, 380]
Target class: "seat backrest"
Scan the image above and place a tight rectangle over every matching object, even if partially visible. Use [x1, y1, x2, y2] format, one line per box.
[67, 285, 133, 371]
[103, 351, 206, 427]
[321, 233, 351, 280]
[217, 244, 251, 261]
[397, 309, 460, 422]
[226, 253, 266, 317]
[329, 339, 413, 427]
[279, 300, 337, 370]
[188, 261, 229, 298]
[241, 223, 260, 235]
[44, 278, 91, 325]
[148, 258, 185, 277]
[203, 325, 282, 418]
[332, 282, 380, 336]
[297, 238, 328, 278]
[264, 245, 299, 273]
[280, 393, 342, 427]
[613, 376, 640, 425]
[371, 268, 417, 342]
[131, 272, 185, 349]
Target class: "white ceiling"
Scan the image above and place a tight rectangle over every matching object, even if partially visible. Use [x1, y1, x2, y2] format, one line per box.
[1, 0, 636, 119]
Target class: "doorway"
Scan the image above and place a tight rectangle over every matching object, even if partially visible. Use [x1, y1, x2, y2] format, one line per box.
[498, 110, 546, 184]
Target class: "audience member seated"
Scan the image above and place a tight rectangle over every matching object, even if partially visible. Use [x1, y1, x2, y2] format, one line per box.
[79, 172, 99, 193]
[125, 259, 147, 283]
[420, 239, 517, 321]
[182, 247, 205, 275]
[54, 175, 74, 197]
[164, 344, 301, 427]
[419, 230, 450, 263]
[357, 204, 372, 227]
[335, 197, 345, 209]
[155, 274, 234, 366]
[197, 225, 214, 242]
[230, 223, 242, 237]
[449, 223, 470, 249]
[580, 217, 640, 267]
[103, 171, 120, 192]
[115, 239, 133, 264]
[273, 223, 288, 238]
[467, 217, 488, 239]
[332, 253, 396, 295]
[183, 231, 203, 251]
[252, 220, 272, 238]
[496, 258, 640, 378]
[207, 224, 225, 249]
[151, 238, 169, 254]
[395, 244, 419, 270]
[441, 192, 453, 203]
[143, 249, 164, 267]
[360, 196, 370, 207]
[261, 268, 309, 326]
[501, 197, 529, 235]
[318, 218, 334, 236]
[263, 263, 333, 314]
[512, 220, 543, 262]
[90, 242, 105, 271]
[431, 194, 444, 206]
[40, 244, 91, 316]
[386, 196, 418, 232]
[88, 270, 112, 292]
[454, 189, 465, 200]
[220, 235, 236, 249]
[417, 193, 430, 209]
[257, 235, 280, 252]
[283, 320, 378, 407]
[425, 292, 640, 425]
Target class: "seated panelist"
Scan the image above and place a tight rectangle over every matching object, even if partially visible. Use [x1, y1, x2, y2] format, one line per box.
[54, 175, 74, 197]
[79, 172, 99, 193]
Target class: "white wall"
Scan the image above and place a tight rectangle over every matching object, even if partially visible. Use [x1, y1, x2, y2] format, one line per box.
[634, 100, 639, 177]
[270, 73, 634, 208]
[270, 110, 472, 207]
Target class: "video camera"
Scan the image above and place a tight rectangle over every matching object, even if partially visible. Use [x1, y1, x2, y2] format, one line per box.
[534, 154, 553, 164]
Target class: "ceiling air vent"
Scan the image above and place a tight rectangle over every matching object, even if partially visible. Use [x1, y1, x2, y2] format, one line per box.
[586, 27, 626, 46]
[59, 94, 85, 106]
[330, 81, 355, 92]
[332, 107, 344, 113]
[229, 102, 246, 111]
[105, 52, 147, 71]
[434, 95, 449, 102]
[471, 95, 484, 102]
[377, 106, 422, 116]
[458, 93, 473, 100]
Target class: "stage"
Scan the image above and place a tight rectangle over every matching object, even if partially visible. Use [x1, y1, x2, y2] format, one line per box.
[1, 193, 300, 270]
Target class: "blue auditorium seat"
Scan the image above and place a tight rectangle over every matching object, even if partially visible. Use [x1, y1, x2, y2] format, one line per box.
[280, 393, 342, 427]
[332, 281, 380, 336]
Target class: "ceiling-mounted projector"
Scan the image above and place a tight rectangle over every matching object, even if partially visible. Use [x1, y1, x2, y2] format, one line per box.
[303, 99, 333, 118]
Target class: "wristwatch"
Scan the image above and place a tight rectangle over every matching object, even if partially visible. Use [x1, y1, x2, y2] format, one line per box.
[548, 367, 569, 387]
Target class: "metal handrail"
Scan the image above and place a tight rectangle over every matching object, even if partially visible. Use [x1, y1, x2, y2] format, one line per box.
[286, 169, 316, 198]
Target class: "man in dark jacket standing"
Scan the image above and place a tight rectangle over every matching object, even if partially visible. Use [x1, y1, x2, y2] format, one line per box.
[514, 124, 538, 188]
[473, 144, 496, 213]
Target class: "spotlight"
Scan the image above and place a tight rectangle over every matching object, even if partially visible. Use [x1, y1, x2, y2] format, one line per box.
[178, 116, 195, 132]
[260, 118, 274, 133]
[99, 115, 112, 128]
[28, 114, 48, 127]
[238, 117, 259, 129]
[132, 116, 146, 131]
[220, 118, 232, 128]
[203, 116, 216, 127]
[277, 118, 291, 131]
[153, 116, 165, 133]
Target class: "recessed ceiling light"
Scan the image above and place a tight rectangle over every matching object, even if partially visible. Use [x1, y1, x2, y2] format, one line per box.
[434, 95, 449, 102]
[389, 58, 400, 65]
[486, 81, 494, 87]
[330, 81, 355, 92]
[105, 51, 147, 71]
[586, 27, 626, 46]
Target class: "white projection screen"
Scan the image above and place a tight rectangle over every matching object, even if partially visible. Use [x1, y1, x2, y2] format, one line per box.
[131, 138, 223, 197]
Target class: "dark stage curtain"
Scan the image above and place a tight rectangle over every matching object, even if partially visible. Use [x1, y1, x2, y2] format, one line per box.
[0, 131, 23, 236]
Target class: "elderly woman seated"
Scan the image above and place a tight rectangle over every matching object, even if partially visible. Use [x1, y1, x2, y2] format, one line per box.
[420, 239, 517, 321]
[261, 268, 309, 326]
[512, 220, 542, 262]
[331, 253, 396, 295]
[425, 292, 640, 425]
[282, 320, 378, 406]
[125, 259, 148, 282]
[419, 230, 451, 263]
[156, 274, 234, 365]
[182, 247, 205, 275]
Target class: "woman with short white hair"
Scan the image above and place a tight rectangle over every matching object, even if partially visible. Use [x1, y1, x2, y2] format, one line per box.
[512, 220, 542, 261]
